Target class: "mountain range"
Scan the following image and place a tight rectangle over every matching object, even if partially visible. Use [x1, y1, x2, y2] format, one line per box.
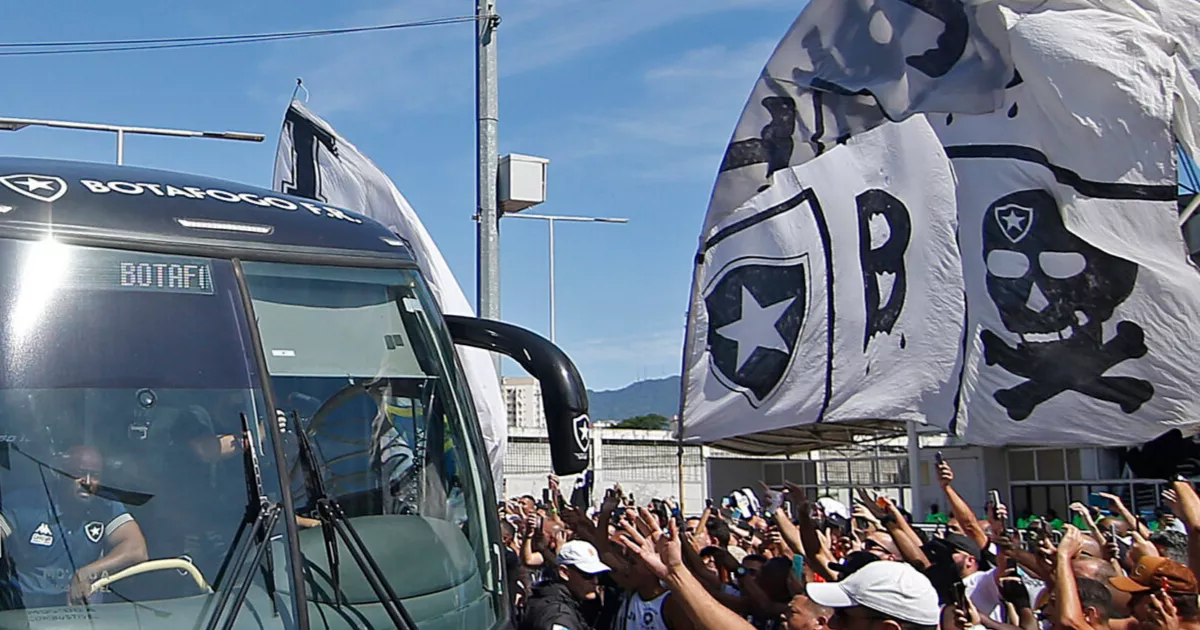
[586, 375, 681, 421]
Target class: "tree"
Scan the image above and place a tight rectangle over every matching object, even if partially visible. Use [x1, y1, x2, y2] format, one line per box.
[615, 413, 671, 430]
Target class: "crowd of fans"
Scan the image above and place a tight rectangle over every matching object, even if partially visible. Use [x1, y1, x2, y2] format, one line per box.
[498, 459, 1200, 630]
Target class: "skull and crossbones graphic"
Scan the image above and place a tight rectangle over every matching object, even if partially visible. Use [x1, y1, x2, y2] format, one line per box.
[980, 189, 1154, 420]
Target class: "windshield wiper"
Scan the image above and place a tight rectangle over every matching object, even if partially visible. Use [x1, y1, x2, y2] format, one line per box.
[294, 414, 417, 630]
[204, 413, 283, 630]
[9, 445, 155, 506]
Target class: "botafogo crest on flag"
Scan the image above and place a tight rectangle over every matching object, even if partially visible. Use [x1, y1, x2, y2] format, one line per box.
[682, 0, 1200, 449]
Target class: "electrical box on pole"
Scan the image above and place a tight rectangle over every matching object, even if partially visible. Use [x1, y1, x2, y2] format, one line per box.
[498, 153, 548, 214]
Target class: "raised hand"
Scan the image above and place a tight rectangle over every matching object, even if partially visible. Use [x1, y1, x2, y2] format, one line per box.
[1097, 492, 1127, 511]
[601, 485, 623, 513]
[1147, 591, 1182, 630]
[998, 573, 1031, 609]
[854, 488, 890, 521]
[937, 460, 954, 488]
[613, 507, 683, 580]
[1057, 525, 1084, 560]
[1163, 488, 1180, 513]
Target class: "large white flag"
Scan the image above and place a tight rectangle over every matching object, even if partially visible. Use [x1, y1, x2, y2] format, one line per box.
[272, 101, 508, 482]
[708, 0, 1013, 231]
[682, 118, 966, 444]
[933, 6, 1200, 445]
[684, 0, 1200, 448]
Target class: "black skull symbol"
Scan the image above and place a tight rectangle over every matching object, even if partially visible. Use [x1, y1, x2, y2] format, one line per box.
[980, 189, 1152, 420]
[983, 189, 1136, 341]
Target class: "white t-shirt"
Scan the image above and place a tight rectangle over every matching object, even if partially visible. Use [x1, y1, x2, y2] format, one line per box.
[965, 568, 1003, 621]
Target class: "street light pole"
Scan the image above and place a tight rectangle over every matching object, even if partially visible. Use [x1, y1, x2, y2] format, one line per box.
[548, 217, 555, 342]
[505, 213, 628, 344]
[0, 116, 264, 165]
[475, 0, 502, 349]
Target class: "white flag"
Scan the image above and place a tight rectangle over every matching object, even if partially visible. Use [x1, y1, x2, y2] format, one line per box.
[272, 100, 508, 483]
[708, 0, 1012, 231]
[933, 6, 1200, 445]
[682, 118, 965, 446]
[687, 0, 1200, 449]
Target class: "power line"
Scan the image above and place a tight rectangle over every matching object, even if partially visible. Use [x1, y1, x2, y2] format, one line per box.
[0, 15, 478, 57]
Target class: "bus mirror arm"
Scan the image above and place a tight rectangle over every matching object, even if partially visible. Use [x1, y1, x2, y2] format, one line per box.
[444, 315, 591, 476]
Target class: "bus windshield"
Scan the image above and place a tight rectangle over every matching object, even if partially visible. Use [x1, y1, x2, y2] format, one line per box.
[0, 237, 499, 629]
[0, 237, 273, 619]
[242, 262, 500, 629]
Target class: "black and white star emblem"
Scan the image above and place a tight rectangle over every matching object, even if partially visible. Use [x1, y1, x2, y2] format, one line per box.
[85, 521, 104, 544]
[994, 203, 1032, 243]
[704, 255, 809, 405]
[573, 414, 591, 452]
[0, 174, 67, 203]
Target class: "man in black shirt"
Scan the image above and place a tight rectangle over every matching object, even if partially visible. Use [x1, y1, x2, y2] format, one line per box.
[520, 540, 611, 630]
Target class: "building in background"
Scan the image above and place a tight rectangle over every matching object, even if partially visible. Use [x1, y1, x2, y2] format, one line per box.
[501, 378, 1171, 520]
[501, 376, 705, 508]
[503, 376, 546, 430]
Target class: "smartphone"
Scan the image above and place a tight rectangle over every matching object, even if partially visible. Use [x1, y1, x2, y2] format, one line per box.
[875, 495, 890, 510]
[792, 554, 805, 580]
[935, 451, 945, 466]
[706, 498, 714, 510]
[988, 489, 1002, 510]
[1088, 493, 1108, 509]
[953, 580, 968, 611]
[541, 488, 550, 505]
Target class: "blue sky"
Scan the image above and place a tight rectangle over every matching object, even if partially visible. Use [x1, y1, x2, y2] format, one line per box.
[0, 0, 800, 392]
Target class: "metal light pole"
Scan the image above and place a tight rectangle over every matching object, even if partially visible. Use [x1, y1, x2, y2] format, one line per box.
[505, 213, 628, 343]
[475, 0, 502, 362]
[0, 117, 263, 164]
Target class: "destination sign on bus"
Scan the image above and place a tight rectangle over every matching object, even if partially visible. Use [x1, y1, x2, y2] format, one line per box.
[116, 260, 214, 295]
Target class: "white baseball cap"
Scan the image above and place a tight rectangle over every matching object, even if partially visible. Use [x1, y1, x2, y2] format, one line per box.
[556, 540, 612, 575]
[806, 561, 940, 626]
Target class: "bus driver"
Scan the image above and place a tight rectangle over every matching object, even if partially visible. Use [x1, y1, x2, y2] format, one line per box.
[0, 445, 148, 608]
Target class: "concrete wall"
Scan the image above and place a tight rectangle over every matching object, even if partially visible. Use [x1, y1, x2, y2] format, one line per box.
[501, 427, 706, 512]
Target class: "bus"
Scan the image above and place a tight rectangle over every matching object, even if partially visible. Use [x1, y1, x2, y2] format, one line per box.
[0, 157, 590, 629]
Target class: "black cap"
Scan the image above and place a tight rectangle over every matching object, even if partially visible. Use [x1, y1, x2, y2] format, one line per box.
[944, 533, 983, 562]
[827, 551, 879, 577]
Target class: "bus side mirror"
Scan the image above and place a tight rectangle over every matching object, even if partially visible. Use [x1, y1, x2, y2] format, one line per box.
[443, 315, 591, 476]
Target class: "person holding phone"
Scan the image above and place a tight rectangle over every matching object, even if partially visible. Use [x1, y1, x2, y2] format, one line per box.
[1107, 555, 1200, 630]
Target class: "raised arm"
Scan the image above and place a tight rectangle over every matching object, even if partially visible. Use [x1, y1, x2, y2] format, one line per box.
[937, 459, 988, 550]
[1167, 480, 1200, 578]
[1097, 492, 1151, 540]
[783, 482, 838, 581]
[615, 509, 756, 630]
[856, 489, 930, 569]
[1068, 502, 1109, 553]
[1051, 526, 1092, 630]
[521, 514, 545, 567]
